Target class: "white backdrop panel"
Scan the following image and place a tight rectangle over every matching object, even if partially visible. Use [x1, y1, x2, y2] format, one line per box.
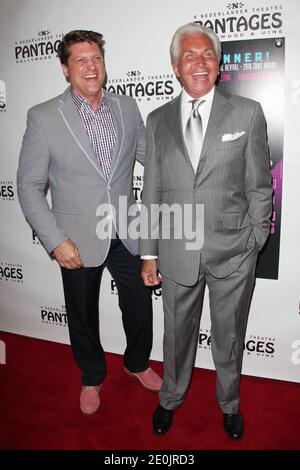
[0, 0, 299, 382]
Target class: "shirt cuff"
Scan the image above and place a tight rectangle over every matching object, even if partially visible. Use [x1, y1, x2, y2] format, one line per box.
[140, 255, 158, 260]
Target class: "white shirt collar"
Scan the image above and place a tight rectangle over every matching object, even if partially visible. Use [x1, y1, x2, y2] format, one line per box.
[181, 86, 215, 136]
[181, 86, 215, 108]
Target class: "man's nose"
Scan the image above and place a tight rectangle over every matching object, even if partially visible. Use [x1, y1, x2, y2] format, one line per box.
[87, 58, 97, 68]
[195, 55, 204, 66]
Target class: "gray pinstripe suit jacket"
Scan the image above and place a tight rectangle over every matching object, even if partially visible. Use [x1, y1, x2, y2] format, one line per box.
[140, 88, 273, 285]
[17, 87, 145, 266]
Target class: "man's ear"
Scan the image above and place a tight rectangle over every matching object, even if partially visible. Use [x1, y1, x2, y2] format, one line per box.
[172, 62, 180, 79]
[61, 64, 68, 80]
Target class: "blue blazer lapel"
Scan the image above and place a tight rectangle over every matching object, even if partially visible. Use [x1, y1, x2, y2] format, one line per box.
[57, 88, 106, 179]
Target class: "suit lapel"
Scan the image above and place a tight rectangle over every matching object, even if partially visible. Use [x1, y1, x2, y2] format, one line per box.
[104, 91, 123, 181]
[164, 89, 233, 175]
[201, 88, 232, 156]
[57, 87, 106, 179]
[164, 94, 191, 166]
[196, 88, 233, 176]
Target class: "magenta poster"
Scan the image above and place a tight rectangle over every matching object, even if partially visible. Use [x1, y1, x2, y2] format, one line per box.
[219, 38, 284, 279]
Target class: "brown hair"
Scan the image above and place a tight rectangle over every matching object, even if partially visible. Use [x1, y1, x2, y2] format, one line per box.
[57, 30, 105, 65]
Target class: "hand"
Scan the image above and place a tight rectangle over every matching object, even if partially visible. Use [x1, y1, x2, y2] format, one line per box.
[141, 259, 161, 286]
[52, 240, 83, 269]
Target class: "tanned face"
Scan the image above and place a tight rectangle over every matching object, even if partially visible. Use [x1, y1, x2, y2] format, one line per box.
[62, 41, 106, 108]
[172, 33, 219, 98]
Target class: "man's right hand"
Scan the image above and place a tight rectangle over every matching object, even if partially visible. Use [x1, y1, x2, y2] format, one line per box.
[141, 259, 161, 286]
[52, 240, 83, 269]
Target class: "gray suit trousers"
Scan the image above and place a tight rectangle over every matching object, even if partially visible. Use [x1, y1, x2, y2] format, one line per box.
[159, 246, 258, 414]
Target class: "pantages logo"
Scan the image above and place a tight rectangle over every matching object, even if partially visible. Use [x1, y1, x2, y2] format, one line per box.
[193, 2, 283, 39]
[133, 175, 143, 204]
[40, 305, 68, 327]
[199, 329, 276, 358]
[110, 278, 119, 296]
[0, 259, 24, 283]
[110, 277, 161, 301]
[15, 29, 62, 64]
[151, 285, 162, 301]
[0, 180, 15, 201]
[106, 70, 176, 102]
[0, 80, 6, 112]
[32, 229, 41, 246]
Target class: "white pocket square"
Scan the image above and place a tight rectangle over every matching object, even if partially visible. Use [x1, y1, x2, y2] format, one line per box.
[222, 131, 245, 142]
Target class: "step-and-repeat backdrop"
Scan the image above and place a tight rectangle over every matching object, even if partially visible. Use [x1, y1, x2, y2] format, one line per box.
[1, 0, 299, 381]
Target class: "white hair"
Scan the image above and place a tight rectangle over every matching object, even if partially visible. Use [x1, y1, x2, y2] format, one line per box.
[170, 22, 222, 64]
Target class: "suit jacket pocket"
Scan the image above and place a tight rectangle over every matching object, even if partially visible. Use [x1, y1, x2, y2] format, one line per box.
[216, 135, 246, 151]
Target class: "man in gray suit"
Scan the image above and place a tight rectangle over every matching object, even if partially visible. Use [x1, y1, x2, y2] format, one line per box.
[17, 30, 161, 415]
[140, 23, 272, 439]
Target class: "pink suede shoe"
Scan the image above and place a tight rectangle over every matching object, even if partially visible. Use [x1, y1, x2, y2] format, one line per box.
[124, 367, 162, 391]
[80, 385, 101, 415]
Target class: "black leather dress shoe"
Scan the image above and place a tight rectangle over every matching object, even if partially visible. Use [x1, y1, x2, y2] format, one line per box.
[153, 404, 173, 436]
[223, 413, 244, 440]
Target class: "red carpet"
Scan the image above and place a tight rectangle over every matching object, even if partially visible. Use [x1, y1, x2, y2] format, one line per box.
[0, 331, 300, 450]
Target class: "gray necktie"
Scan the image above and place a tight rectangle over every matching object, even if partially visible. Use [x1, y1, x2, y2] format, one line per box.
[185, 99, 204, 172]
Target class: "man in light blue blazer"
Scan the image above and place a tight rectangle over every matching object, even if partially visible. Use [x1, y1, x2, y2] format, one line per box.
[17, 30, 162, 415]
[140, 23, 273, 439]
